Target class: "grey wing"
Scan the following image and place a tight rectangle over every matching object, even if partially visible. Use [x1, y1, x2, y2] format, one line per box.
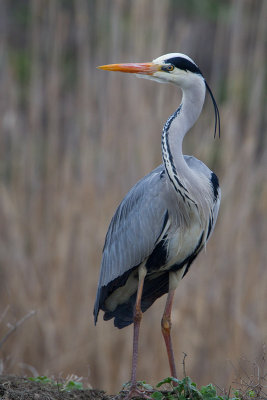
[94, 165, 171, 322]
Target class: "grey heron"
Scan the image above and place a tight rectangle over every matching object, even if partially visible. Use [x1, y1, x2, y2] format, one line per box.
[94, 53, 221, 398]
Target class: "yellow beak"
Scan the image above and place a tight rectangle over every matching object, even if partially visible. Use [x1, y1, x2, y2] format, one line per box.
[97, 62, 160, 75]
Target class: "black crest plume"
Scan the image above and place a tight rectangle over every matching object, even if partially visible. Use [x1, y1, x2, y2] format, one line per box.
[205, 81, 221, 138]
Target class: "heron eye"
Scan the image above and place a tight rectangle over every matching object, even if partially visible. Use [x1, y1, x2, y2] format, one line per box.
[166, 64, 174, 71]
[162, 64, 174, 73]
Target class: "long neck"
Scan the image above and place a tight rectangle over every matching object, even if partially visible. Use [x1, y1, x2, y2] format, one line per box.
[161, 77, 206, 201]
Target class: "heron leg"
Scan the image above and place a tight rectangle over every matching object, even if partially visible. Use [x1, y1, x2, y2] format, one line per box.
[161, 269, 185, 381]
[161, 288, 177, 380]
[125, 265, 151, 399]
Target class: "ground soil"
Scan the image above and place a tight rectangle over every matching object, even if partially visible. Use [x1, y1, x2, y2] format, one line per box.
[0, 375, 129, 400]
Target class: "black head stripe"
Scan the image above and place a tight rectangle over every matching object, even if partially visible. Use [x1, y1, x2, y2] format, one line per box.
[165, 57, 202, 75]
[205, 81, 221, 138]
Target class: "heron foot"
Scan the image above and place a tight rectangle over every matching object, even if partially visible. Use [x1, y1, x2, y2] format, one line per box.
[121, 382, 153, 399]
[123, 388, 152, 399]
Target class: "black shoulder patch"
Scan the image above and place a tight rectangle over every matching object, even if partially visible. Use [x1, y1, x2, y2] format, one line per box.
[165, 57, 202, 75]
[210, 172, 219, 200]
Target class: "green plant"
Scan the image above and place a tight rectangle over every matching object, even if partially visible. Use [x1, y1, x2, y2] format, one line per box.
[28, 376, 84, 391]
[150, 377, 229, 399]
[28, 376, 53, 385]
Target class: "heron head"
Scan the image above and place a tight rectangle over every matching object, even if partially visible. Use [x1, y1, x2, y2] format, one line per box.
[98, 53, 220, 137]
[97, 53, 203, 88]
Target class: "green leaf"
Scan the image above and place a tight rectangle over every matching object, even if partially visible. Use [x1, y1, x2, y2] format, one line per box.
[135, 380, 154, 390]
[200, 383, 217, 398]
[28, 376, 54, 384]
[232, 389, 241, 399]
[177, 395, 187, 400]
[143, 383, 154, 390]
[64, 380, 83, 390]
[151, 391, 164, 400]
[156, 377, 180, 387]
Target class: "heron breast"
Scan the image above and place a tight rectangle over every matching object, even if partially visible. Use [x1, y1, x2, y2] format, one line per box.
[165, 217, 204, 270]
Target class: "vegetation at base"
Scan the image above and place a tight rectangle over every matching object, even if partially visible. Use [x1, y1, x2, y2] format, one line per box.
[121, 376, 265, 400]
[151, 377, 225, 399]
[28, 375, 84, 391]
[5, 375, 267, 400]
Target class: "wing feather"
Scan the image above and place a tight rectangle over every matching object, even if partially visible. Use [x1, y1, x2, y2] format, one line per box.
[100, 165, 170, 286]
[94, 165, 172, 321]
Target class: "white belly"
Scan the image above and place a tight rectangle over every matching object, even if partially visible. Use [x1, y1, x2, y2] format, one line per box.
[165, 217, 204, 270]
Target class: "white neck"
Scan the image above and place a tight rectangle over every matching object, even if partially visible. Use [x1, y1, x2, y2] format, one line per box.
[161, 76, 209, 218]
[167, 77, 206, 160]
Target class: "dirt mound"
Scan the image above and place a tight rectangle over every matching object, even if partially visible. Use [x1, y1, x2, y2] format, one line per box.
[0, 375, 113, 400]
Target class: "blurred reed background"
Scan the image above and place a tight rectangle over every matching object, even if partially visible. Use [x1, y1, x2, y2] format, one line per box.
[0, 0, 266, 394]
